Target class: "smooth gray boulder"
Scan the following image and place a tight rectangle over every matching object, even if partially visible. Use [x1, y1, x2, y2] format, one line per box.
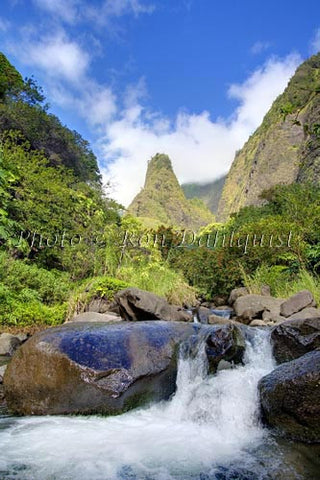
[259, 350, 320, 443]
[271, 317, 320, 363]
[234, 295, 284, 324]
[115, 287, 192, 322]
[3, 321, 245, 416]
[280, 290, 315, 318]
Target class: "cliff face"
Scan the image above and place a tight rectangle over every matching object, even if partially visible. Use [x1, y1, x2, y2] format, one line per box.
[182, 175, 226, 215]
[128, 153, 214, 229]
[217, 52, 320, 222]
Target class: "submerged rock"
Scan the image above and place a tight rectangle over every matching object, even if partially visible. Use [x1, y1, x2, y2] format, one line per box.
[271, 317, 320, 363]
[115, 287, 192, 322]
[4, 321, 198, 416]
[259, 350, 320, 443]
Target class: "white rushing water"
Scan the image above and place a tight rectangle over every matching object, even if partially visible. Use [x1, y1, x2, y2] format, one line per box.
[0, 329, 276, 480]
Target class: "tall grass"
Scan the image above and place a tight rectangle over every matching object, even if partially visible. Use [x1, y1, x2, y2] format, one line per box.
[242, 264, 320, 304]
[118, 260, 197, 306]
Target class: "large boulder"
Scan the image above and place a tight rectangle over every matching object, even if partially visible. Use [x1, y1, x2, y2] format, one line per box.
[4, 321, 245, 416]
[234, 295, 284, 324]
[271, 317, 320, 364]
[280, 290, 315, 318]
[259, 350, 320, 442]
[4, 321, 198, 416]
[115, 288, 192, 322]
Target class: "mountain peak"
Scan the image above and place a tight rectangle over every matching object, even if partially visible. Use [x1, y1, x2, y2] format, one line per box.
[128, 153, 214, 229]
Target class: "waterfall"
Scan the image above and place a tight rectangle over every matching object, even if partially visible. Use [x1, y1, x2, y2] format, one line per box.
[0, 329, 277, 480]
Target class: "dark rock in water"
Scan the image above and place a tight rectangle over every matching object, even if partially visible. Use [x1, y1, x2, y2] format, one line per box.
[280, 290, 315, 318]
[259, 350, 320, 443]
[115, 287, 192, 322]
[196, 306, 211, 324]
[211, 466, 260, 479]
[205, 324, 246, 373]
[271, 317, 320, 363]
[4, 321, 199, 416]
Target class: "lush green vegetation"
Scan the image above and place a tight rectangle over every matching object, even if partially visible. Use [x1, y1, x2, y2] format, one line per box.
[165, 183, 320, 298]
[0, 52, 319, 331]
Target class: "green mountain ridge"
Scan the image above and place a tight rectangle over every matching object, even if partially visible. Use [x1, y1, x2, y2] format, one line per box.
[128, 153, 214, 229]
[182, 175, 226, 215]
[217, 52, 320, 221]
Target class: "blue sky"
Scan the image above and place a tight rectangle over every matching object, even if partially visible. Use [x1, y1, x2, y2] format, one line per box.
[1, 0, 320, 205]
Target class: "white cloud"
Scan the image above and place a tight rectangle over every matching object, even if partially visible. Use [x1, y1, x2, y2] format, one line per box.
[100, 0, 155, 17]
[33, 0, 80, 23]
[310, 28, 320, 54]
[21, 32, 89, 82]
[0, 17, 10, 32]
[100, 54, 301, 206]
[33, 0, 154, 25]
[250, 41, 271, 55]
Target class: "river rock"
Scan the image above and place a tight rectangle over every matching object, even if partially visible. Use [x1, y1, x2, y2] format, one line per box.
[211, 294, 227, 307]
[259, 350, 320, 442]
[205, 323, 246, 373]
[262, 309, 285, 324]
[228, 287, 249, 305]
[4, 321, 201, 416]
[271, 317, 320, 364]
[85, 298, 121, 316]
[234, 295, 284, 324]
[68, 312, 122, 323]
[196, 306, 211, 324]
[115, 288, 192, 322]
[280, 290, 315, 318]
[286, 307, 320, 321]
[249, 319, 267, 327]
[0, 333, 21, 356]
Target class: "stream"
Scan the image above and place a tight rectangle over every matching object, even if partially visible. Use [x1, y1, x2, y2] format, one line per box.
[0, 329, 319, 479]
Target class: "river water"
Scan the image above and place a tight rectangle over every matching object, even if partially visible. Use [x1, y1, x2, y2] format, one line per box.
[0, 329, 319, 480]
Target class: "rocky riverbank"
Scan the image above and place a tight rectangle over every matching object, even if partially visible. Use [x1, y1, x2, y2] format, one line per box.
[1, 285, 320, 445]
